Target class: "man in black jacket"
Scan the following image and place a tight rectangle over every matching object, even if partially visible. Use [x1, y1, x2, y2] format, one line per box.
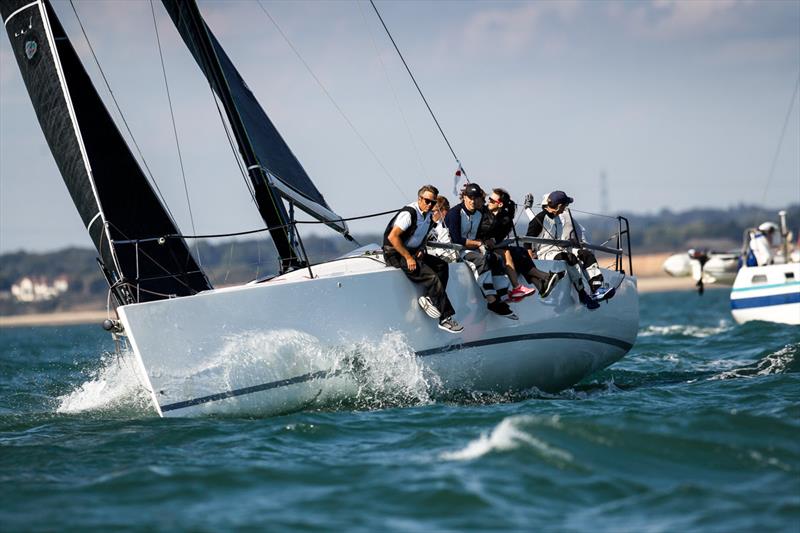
[384, 184, 463, 333]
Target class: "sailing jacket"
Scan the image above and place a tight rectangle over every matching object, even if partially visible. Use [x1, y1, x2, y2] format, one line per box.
[383, 202, 433, 254]
[748, 231, 774, 266]
[526, 209, 579, 259]
[444, 203, 482, 247]
[428, 220, 458, 262]
[477, 207, 514, 243]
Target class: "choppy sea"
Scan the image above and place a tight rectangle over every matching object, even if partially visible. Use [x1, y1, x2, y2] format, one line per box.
[0, 288, 798, 532]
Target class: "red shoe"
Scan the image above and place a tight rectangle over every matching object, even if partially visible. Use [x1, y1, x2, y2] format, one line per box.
[509, 285, 536, 302]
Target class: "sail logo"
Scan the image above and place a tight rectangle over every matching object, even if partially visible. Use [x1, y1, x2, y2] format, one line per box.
[21, 30, 42, 66]
[25, 40, 38, 60]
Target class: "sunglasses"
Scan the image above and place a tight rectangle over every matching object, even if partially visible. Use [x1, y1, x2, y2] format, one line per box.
[488, 197, 501, 204]
[420, 197, 436, 206]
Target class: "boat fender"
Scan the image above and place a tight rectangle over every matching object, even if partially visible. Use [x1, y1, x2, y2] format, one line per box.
[102, 319, 123, 333]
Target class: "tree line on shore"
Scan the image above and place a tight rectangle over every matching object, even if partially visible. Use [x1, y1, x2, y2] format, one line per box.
[1, 204, 796, 314]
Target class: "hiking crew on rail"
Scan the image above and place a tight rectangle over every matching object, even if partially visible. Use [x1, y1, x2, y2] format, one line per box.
[383, 185, 464, 333]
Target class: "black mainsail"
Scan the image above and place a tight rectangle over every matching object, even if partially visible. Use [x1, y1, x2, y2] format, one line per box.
[1, 0, 212, 303]
[160, 0, 350, 272]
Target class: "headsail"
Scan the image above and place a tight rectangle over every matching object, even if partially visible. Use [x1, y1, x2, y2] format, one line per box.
[160, 0, 350, 270]
[2, 0, 212, 303]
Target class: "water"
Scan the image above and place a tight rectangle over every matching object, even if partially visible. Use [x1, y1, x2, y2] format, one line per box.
[1, 288, 798, 532]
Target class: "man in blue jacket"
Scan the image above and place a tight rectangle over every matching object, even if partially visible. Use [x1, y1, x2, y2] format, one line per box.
[444, 183, 517, 319]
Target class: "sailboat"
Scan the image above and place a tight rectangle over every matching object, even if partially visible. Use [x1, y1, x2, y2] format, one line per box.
[2, 0, 639, 417]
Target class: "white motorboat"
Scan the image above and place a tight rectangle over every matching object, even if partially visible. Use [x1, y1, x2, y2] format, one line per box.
[731, 263, 800, 325]
[730, 212, 800, 325]
[2, 0, 640, 417]
[663, 251, 739, 287]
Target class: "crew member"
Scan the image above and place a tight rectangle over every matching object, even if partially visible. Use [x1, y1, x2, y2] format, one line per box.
[479, 188, 533, 301]
[427, 196, 458, 263]
[748, 222, 778, 266]
[444, 183, 517, 319]
[526, 190, 612, 310]
[384, 185, 463, 333]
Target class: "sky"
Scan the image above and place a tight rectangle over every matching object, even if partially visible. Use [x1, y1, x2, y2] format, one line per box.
[1, 0, 799, 253]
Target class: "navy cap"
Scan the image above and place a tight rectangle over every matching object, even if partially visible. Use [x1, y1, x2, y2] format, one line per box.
[463, 183, 485, 199]
[544, 190, 573, 207]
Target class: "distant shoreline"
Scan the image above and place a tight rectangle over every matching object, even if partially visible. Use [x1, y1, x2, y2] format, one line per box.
[0, 275, 703, 328]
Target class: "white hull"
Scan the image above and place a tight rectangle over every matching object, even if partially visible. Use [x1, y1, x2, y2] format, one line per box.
[117, 255, 639, 417]
[730, 263, 800, 325]
[663, 252, 739, 285]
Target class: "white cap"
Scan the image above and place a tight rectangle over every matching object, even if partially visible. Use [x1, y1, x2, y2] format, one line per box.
[758, 222, 778, 233]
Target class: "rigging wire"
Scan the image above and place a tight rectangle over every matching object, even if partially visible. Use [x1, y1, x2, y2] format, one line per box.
[254, 0, 408, 199]
[173, 3, 259, 207]
[761, 71, 800, 205]
[369, 0, 468, 180]
[163, 207, 401, 241]
[149, 0, 201, 265]
[355, 0, 428, 182]
[66, 0, 178, 224]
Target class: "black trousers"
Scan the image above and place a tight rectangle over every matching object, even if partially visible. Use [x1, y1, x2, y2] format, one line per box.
[509, 246, 549, 291]
[385, 251, 455, 319]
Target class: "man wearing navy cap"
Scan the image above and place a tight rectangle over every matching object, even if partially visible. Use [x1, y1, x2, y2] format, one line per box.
[444, 183, 517, 319]
[525, 190, 613, 310]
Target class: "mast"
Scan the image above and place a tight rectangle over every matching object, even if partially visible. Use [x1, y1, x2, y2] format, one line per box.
[161, 0, 304, 272]
[2, 0, 212, 303]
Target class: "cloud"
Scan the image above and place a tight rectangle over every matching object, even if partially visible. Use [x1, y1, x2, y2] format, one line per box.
[443, 1, 581, 56]
[608, 0, 756, 40]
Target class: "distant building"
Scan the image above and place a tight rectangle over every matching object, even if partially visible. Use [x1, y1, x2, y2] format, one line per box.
[10, 276, 69, 302]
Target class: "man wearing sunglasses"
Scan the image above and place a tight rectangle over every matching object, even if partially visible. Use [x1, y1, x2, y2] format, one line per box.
[479, 188, 560, 301]
[383, 185, 464, 333]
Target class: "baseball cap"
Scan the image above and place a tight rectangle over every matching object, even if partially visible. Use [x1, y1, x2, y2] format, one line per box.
[463, 183, 485, 199]
[543, 190, 573, 207]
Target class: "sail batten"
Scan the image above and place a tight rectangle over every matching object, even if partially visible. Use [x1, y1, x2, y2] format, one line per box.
[1, 0, 213, 303]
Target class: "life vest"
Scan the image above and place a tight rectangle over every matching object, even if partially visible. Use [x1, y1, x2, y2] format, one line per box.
[382, 204, 432, 254]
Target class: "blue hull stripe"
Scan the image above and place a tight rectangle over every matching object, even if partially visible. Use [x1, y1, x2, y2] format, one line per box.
[416, 332, 633, 357]
[730, 292, 800, 310]
[732, 280, 800, 293]
[159, 332, 633, 413]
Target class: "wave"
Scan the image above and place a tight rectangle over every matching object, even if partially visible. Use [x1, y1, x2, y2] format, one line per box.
[441, 415, 573, 463]
[639, 319, 733, 339]
[56, 330, 436, 417]
[56, 351, 156, 416]
[708, 344, 799, 380]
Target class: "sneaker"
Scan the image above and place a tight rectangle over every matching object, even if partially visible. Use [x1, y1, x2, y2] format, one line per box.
[418, 296, 441, 319]
[540, 271, 564, 298]
[509, 285, 536, 301]
[578, 290, 600, 310]
[438, 316, 464, 333]
[487, 300, 519, 320]
[592, 286, 616, 302]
